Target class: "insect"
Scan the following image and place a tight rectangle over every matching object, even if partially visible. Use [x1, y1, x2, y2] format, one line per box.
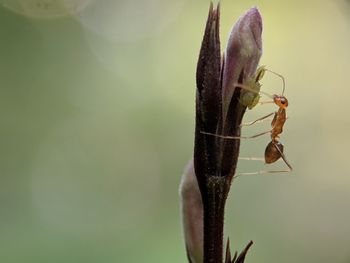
[243, 93, 293, 175]
[238, 65, 266, 110]
[201, 67, 292, 175]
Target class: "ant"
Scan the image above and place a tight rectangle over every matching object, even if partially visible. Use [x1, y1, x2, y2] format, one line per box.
[201, 66, 292, 175]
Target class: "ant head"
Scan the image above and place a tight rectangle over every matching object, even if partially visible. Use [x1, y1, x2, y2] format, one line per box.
[273, 95, 288, 109]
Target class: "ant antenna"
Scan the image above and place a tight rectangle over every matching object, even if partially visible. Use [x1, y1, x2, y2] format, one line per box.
[234, 68, 286, 99]
[234, 83, 274, 99]
[265, 69, 286, 95]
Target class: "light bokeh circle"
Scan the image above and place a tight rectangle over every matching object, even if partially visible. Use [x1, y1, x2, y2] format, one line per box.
[76, 0, 186, 42]
[0, 0, 92, 18]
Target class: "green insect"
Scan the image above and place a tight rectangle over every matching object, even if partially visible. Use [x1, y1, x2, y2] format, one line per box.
[239, 66, 266, 110]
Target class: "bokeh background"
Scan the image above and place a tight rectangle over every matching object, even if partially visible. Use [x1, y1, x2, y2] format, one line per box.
[1, 0, 350, 262]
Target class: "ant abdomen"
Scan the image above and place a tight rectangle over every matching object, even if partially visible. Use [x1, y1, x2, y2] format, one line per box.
[264, 141, 283, 164]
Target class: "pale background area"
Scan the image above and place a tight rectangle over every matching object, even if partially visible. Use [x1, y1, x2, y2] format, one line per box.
[0, 0, 350, 262]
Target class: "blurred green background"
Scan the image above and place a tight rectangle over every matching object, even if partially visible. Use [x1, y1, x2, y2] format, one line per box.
[1, 0, 350, 262]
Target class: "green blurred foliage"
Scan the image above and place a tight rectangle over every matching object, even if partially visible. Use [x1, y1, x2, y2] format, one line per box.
[1, 0, 350, 262]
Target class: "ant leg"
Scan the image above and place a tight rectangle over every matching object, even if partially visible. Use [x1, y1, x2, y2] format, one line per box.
[240, 112, 275, 127]
[258, 100, 274, 105]
[200, 129, 272, 140]
[234, 169, 291, 178]
[241, 118, 273, 126]
[273, 143, 293, 171]
[239, 157, 265, 161]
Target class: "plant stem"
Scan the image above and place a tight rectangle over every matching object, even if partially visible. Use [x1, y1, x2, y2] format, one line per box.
[203, 176, 229, 263]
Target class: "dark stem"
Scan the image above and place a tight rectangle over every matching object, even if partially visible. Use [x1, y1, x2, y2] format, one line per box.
[203, 176, 229, 263]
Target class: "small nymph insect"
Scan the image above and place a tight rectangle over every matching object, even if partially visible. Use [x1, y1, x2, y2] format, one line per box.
[238, 65, 266, 110]
[202, 67, 292, 175]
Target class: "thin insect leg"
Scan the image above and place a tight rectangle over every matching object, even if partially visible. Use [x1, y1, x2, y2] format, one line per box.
[234, 169, 291, 178]
[240, 118, 273, 126]
[239, 157, 265, 161]
[201, 129, 272, 140]
[273, 143, 293, 171]
[240, 112, 275, 127]
[258, 100, 274, 105]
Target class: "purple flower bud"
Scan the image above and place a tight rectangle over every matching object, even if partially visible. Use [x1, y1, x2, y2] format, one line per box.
[218, 7, 263, 181]
[222, 7, 263, 123]
[179, 160, 203, 263]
